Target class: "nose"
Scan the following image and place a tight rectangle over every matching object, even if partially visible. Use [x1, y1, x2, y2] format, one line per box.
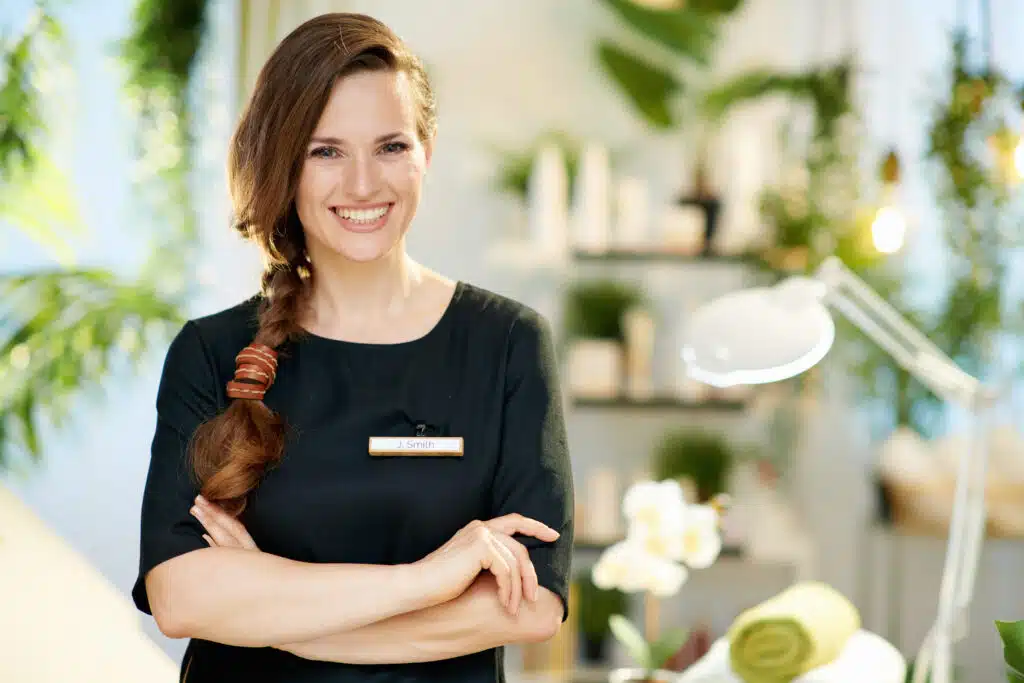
[342, 152, 381, 200]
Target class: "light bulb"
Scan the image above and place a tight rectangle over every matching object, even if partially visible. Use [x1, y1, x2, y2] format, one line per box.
[1014, 137, 1024, 180]
[871, 206, 906, 254]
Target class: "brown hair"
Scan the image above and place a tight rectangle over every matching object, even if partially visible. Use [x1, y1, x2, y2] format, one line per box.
[189, 13, 437, 516]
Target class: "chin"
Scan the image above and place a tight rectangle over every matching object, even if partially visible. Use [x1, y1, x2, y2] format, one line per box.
[325, 232, 402, 263]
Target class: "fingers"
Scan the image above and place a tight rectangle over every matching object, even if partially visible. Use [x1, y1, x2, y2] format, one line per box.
[477, 529, 513, 610]
[495, 533, 538, 603]
[487, 533, 522, 616]
[192, 496, 260, 551]
[486, 513, 560, 543]
[191, 502, 236, 548]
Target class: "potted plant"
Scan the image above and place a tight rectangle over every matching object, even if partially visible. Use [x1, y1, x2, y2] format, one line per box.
[592, 480, 725, 683]
[563, 279, 644, 399]
[652, 428, 733, 503]
[576, 570, 627, 664]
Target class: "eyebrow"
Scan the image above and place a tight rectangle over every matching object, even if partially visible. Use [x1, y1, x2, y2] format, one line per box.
[309, 133, 406, 146]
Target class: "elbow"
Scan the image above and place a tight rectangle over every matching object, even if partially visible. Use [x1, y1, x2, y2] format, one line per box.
[521, 591, 564, 643]
[153, 606, 189, 640]
[145, 562, 198, 640]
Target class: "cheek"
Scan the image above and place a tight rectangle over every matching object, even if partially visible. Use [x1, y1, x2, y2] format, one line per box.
[296, 164, 333, 216]
[388, 156, 426, 197]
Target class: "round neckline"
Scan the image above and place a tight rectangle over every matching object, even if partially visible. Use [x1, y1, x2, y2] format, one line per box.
[298, 280, 465, 349]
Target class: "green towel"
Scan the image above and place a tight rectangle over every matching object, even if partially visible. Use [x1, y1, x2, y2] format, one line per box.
[727, 581, 861, 683]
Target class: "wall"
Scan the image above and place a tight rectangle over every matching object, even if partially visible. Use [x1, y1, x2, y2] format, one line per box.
[3, 0, 1023, 680]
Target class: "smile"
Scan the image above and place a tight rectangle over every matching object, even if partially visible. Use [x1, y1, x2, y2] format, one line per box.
[329, 203, 392, 233]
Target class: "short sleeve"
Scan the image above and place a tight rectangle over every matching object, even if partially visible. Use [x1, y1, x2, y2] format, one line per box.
[490, 310, 574, 621]
[132, 320, 223, 615]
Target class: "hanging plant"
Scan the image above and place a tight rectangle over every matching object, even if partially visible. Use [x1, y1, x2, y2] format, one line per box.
[0, 1, 210, 470]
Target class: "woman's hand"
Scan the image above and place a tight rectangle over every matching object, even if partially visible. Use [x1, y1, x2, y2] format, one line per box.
[190, 495, 260, 551]
[413, 514, 559, 617]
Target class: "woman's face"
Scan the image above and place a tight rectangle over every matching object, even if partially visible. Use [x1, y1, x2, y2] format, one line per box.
[296, 69, 430, 265]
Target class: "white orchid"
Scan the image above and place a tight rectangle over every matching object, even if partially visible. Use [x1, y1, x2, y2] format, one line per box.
[592, 539, 689, 597]
[622, 479, 688, 535]
[678, 504, 723, 569]
[593, 480, 724, 596]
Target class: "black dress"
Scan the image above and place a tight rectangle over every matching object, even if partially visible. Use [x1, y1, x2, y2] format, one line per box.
[132, 282, 574, 682]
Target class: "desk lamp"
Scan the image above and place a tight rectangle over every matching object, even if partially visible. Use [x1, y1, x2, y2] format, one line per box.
[681, 256, 995, 683]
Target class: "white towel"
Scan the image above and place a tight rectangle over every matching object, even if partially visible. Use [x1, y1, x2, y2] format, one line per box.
[676, 629, 906, 683]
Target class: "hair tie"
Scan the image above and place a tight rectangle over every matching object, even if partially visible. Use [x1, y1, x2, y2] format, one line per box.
[226, 343, 278, 401]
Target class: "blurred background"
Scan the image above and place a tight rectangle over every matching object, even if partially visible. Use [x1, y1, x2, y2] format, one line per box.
[1, 0, 1022, 681]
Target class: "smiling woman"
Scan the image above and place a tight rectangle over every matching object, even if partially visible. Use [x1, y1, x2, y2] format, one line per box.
[132, 12, 573, 683]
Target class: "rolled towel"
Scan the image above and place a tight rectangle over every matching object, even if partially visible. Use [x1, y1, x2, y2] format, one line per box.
[727, 581, 861, 683]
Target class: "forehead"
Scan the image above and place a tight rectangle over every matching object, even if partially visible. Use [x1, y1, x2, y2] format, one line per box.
[313, 69, 418, 139]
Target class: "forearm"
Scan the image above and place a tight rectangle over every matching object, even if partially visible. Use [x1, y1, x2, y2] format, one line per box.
[278, 575, 563, 664]
[148, 547, 429, 647]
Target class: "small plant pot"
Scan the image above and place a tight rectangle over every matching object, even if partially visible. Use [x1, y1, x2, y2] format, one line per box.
[568, 339, 622, 398]
[608, 667, 677, 683]
[580, 633, 609, 663]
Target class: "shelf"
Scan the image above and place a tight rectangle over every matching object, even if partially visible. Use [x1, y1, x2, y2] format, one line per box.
[571, 395, 747, 412]
[571, 247, 760, 265]
[574, 538, 744, 558]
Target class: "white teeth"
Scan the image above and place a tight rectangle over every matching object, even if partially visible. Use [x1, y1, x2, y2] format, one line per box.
[333, 206, 388, 223]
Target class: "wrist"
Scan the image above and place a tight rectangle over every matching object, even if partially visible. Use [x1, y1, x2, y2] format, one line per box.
[392, 563, 436, 613]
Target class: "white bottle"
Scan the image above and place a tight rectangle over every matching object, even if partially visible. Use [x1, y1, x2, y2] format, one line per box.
[570, 141, 611, 252]
[527, 143, 569, 259]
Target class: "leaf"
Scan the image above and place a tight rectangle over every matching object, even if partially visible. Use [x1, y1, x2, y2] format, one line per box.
[996, 620, 1024, 682]
[597, 41, 681, 130]
[689, 0, 745, 13]
[609, 614, 652, 669]
[649, 627, 690, 669]
[0, 269, 185, 469]
[702, 70, 814, 122]
[599, 0, 719, 64]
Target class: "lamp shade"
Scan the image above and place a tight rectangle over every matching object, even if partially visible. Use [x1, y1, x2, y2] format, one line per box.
[680, 277, 835, 387]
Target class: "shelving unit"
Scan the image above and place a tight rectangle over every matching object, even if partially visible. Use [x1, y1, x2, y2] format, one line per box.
[571, 248, 762, 266]
[571, 395, 747, 412]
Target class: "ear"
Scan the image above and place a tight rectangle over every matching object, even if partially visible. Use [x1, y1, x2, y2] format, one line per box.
[423, 132, 435, 167]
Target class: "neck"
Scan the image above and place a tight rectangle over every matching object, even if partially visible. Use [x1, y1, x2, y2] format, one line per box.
[306, 241, 423, 326]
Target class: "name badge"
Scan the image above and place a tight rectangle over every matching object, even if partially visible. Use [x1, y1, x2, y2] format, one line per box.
[368, 436, 464, 457]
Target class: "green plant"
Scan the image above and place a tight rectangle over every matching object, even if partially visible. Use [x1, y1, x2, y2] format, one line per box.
[652, 428, 732, 501]
[576, 571, 627, 639]
[610, 614, 690, 679]
[563, 280, 644, 342]
[0, 1, 209, 469]
[997, 620, 1024, 682]
[593, 0, 746, 130]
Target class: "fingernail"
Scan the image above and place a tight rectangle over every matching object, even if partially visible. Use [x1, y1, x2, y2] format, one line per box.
[195, 495, 205, 504]
[190, 506, 201, 516]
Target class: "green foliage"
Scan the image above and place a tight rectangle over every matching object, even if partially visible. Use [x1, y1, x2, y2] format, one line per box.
[0, 1, 210, 467]
[610, 614, 690, 675]
[597, 41, 682, 128]
[996, 620, 1024, 683]
[594, 0, 745, 130]
[576, 571, 627, 638]
[652, 428, 733, 501]
[0, 7, 63, 182]
[703, 62, 853, 142]
[563, 280, 645, 341]
[0, 271, 185, 469]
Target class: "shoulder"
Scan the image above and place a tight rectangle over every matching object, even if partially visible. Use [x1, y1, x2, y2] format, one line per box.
[454, 282, 552, 344]
[163, 295, 262, 376]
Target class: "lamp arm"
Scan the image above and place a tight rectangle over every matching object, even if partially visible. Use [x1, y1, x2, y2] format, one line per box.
[814, 257, 982, 408]
[812, 257, 992, 683]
